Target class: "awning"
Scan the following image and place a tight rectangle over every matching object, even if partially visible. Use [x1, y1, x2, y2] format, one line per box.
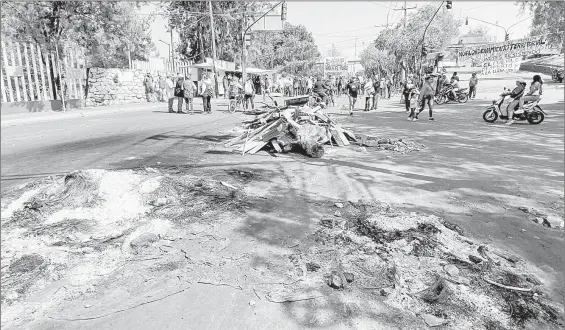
[190, 62, 226, 71]
[235, 67, 275, 74]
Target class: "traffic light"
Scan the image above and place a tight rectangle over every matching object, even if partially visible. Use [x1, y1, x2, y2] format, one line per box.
[446, 1, 452, 9]
[281, 2, 287, 21]
[505, 33, 509, 41]
[465, 17, 469, 25]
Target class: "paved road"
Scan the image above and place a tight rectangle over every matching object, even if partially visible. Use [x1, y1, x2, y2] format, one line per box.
[1, 99, 252, 192]
[2, 71, 564, 329]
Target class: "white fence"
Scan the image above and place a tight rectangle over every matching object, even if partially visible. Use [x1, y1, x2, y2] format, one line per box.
[132, 58, 194, 77]
[1, 41, 87, 103]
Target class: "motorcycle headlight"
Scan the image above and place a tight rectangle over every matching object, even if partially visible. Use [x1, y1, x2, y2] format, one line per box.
[492, 100, 496, 105]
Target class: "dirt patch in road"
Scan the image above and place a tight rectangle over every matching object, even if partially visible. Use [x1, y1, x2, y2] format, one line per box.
[1, 169, 563, 329]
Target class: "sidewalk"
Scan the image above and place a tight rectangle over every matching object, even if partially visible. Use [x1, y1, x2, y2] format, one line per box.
[0, 98, 231, 127]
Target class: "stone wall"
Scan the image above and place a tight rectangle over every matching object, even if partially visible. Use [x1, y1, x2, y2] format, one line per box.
[85, 68, 147, 107]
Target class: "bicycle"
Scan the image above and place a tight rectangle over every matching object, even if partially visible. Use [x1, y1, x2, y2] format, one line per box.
[228, 93, 244, 113]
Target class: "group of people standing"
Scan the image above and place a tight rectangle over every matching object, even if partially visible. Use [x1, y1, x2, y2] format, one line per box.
[144, 72, 215, 114]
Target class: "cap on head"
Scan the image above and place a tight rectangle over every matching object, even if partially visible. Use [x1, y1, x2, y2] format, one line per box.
[517, 79, 526, 84]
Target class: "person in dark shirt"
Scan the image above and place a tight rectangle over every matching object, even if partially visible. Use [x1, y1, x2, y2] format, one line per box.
[402, 75, 416, 112]
[371, 77, 381, 110]
[503, 79, 527, 120]
[313, 76, 329, 105]
[413, 75, 436, 121]
[345, 77, 360, 116]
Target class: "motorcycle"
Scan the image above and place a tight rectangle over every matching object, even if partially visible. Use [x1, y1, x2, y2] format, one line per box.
[551, 68, 564, 83]
[435, 86, 469, 104]
[482, 88, 546, 125]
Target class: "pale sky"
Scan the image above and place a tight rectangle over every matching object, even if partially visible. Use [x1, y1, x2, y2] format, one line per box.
[146, 1, 533, 62]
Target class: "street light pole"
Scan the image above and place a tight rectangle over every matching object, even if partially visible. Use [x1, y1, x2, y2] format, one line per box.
[419, 1, 445, 83]
[208, 1, 220, 98]
[241, 1, 285, 81]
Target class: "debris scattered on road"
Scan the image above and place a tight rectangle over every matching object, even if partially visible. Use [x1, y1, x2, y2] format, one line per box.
[444, 264, 459, 277]
[225, 105, 356, 157]
[334, 202, 344, 208]
[265, 291, 326, 303]
[420, 313, 449, 327]
[357, 134, 426, 153]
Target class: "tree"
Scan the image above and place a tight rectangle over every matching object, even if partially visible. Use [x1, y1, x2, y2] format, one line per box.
[463, 25, 490, 38]
[327, 44, 342, 58]
[373, 4, 461, 76]
[518, 1, 564, 49]
[359, 44, 395, 77]
[1, 1, 154, 68]
[247, 23, 320, 74]
[166, 1, 267, 63]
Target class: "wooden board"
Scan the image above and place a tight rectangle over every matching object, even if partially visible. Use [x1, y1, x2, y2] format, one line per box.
[335, 127, 350, 146]
[271, 140, 283, 153]
[342, 129, 357, 142]
[330, 128, 346, 146]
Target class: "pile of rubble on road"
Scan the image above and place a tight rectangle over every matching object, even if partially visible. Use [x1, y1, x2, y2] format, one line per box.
[290, 200, 564, 329]
[224, 104, 356, 158]
[357, 135, 426, 153]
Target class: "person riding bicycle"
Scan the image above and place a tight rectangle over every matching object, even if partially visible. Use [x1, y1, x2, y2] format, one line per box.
[228, 76, 243, 101]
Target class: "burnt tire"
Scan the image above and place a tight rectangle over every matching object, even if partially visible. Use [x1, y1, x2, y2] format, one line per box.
[483, 109, 498, 123]
[527, 108, 544, 125]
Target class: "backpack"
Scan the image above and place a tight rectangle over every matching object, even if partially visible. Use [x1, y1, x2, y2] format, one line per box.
[174, 79, 184, 97]
[244, 82, 253, 95]
[349, 83, 358, 92]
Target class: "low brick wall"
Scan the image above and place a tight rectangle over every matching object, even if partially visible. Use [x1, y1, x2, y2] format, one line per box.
[86, 68, 147, 107]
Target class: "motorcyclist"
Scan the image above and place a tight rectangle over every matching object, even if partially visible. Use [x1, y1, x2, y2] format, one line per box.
[313, 76, 330, 105]
[503, 79, 527, 123]
[448, 76, 460, 101]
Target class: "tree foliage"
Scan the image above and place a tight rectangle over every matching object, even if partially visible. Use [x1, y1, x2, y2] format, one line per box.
[359, 45, 396, 77]
[166, 1, 267, 63]
[372, 4, 460, 74]
[463, 25, 490, 38]
[518, 1, 564, 48]
[1, 1, 154, 68]
[247, 23, 320, 74]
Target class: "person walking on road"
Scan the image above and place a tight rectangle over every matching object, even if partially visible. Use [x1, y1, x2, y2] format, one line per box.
[371, 76, 380, 110]
[402, 75, 415, 113]
[144, 72, 154, 102]
[158, 73, 167, 102]
[166, 75, 176, 113]
[386, 77, 392, 99]
[413, 76, 436, 121]
[469, 72, 479, 99]
[223, 74, 229, 99]
[244, 75, 255, 110]
[199, 73, 215, 114]
[345, 77, 360, 116]
[364, 76, 375, 111]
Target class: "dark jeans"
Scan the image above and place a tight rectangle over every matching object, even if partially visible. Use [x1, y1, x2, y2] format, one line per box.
[202, 96, 212, 113]
[371, 93, 379, 110]
[244, 94, 254, 109]
[417, 95, 434, 118]
[403, 93, 410, 112]
[469, 85, 477, 98]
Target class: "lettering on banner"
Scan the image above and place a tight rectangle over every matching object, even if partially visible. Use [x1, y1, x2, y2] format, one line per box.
[324, 57, 348, 77]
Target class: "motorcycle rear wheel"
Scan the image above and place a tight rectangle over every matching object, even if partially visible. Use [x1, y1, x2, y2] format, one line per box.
[483, 109, 498, 123]
[458, 94, 469, 103]
[527, 108, 544, 125]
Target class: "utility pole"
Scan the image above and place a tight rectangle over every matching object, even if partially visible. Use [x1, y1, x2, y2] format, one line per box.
[395, 0, 417, 29]
[170, 27, 175, 72]
[208, 1, 219, 98]
[395, 1, 416, 81]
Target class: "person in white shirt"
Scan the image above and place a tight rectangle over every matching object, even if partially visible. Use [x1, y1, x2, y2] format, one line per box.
[166, 75, 176, 113]
[449, 77, 460, 101]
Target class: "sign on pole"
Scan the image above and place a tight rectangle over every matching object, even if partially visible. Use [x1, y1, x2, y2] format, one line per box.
[323, 57, 348, 78]
[249, 7, 285, 32]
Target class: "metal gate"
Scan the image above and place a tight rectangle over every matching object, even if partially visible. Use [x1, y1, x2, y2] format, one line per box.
[1, 41, 86, 104]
